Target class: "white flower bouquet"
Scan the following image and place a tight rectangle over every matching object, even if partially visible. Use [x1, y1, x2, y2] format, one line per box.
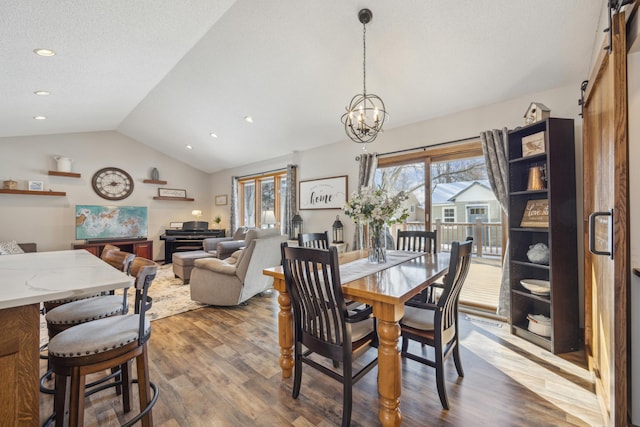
[344, 186, 409, 227]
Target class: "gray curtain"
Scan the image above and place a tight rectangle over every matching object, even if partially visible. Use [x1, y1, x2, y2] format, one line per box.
[352, 153, 378, 250]
[284, 164, 297, 238]
[480, 128, 510, 318]
[229, 176, 239, 234]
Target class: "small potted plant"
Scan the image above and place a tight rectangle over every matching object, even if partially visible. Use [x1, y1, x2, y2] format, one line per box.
[213, 215, 222, 228]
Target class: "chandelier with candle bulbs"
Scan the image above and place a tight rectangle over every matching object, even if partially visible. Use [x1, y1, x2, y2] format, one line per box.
[341, 8, 387, 145]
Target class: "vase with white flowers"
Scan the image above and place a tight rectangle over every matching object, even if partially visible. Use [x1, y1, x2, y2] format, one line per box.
[344, 186, 409, 263]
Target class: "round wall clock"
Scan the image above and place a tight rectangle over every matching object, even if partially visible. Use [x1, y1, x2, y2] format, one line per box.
[92, 167, 134, 200]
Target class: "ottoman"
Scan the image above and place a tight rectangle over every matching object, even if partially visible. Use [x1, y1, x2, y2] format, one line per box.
[172, 250, 215, 284]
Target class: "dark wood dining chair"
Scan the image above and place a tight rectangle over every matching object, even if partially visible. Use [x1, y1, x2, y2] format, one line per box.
[281, 243, 378, 427]
[397, 230, 438, 302]
[298, 231, 330, 249]
[47, 257, 159, 427]
[400, 238, 473, 409]
[396, 229, 437, 253]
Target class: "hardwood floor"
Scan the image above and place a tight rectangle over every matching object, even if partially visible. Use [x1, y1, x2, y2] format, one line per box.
[40, 291, 603, 426]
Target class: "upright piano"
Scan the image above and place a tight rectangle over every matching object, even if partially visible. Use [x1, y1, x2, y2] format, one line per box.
[159, 221, 225, 264]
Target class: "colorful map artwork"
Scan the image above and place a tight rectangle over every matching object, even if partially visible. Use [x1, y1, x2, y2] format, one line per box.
[75, 205, 148, 240]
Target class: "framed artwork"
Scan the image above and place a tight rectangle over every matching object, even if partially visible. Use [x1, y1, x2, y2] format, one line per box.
[28, 180, 44, 191]
[215, 194, 228, 206]
[520, 199, 549, 228]
[299, 175, 348, 210]
[521, 131, 546, 157]
[158, 188, 187, 198]
[169, 222, 183, 229]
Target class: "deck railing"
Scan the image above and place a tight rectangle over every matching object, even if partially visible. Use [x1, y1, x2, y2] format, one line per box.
[391, 219, 503, 258]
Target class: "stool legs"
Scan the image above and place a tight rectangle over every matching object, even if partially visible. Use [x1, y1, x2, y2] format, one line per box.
[136, 347, 153, 427]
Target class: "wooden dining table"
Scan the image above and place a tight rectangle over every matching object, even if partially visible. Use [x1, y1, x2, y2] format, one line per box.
[0, 249, 134, 426]
[263, 249, 450, 427]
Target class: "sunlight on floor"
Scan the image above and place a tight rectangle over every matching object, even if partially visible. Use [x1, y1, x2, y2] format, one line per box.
[461, 315, 603, 427]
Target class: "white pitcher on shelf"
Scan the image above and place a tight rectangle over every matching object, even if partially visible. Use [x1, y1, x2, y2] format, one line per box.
[54, 156, 73, 172]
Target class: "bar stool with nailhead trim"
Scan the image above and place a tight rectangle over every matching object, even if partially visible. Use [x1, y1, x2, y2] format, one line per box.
[47, 257, 159, 427]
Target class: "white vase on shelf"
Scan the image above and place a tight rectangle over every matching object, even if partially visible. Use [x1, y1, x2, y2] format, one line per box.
[54, 156, 73, 172]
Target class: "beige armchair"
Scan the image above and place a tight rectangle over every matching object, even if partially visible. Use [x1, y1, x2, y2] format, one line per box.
[190, 228, 287, 306]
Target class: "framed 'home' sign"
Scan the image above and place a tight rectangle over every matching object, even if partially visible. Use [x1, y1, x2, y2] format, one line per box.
[299, 175, 347, 210]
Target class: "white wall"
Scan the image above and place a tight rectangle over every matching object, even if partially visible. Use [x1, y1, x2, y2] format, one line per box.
[0, 131, 212, 260]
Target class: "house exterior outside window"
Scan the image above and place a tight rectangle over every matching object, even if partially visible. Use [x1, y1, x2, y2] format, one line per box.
[443, 207, 456, 223]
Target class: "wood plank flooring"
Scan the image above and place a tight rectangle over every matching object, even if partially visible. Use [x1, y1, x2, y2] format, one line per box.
[39, 291, 603, 426]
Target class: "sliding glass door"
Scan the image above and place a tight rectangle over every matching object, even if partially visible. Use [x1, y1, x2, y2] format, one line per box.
[375, 142, 504, 313]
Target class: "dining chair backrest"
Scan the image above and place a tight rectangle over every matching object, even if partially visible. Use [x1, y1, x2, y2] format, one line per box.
[396, 229, 437, 253]
[102, 249, 136, 274]
[100, 244, 120, 259]
[298, 231, 330, 250]
[281, 244, 350, 356]
[437, 238, 473, 337]
[130, 257, 157, 310]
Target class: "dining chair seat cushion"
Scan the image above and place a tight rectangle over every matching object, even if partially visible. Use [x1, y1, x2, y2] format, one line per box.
[45, 295, 126, 325]
[48, 314, 150, 358]
[348, 317, 375, 342]
[401, 305, 436, 331]
[45, 293, 102, 306]
[402, 306, 455, 344]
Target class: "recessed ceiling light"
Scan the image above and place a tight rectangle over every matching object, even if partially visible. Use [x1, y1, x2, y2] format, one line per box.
[33, 116, 47, 120]
[210, 132, 218, 138]
[34, 91, 50, 96]
[33, 48, 56, 57]
[185, 145, 193, 150]
[244, 116, 253, 123]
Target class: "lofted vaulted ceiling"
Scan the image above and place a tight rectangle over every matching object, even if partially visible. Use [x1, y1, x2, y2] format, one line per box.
[0, 1, 603, 173]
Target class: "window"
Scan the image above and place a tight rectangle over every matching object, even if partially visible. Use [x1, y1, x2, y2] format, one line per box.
[443, 207, 456, 223]
[238, 171, 287, 228]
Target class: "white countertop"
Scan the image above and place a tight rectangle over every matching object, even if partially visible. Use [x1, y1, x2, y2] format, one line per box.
[0, 249, 134, 309]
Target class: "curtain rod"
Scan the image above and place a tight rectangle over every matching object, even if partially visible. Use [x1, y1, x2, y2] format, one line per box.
[355, 135, 480, 160]
[235, 166, 288, 179]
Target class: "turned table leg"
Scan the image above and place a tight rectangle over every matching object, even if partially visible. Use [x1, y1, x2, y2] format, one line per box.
[374, 305, 404, 427]
[274, 278, 294, 378]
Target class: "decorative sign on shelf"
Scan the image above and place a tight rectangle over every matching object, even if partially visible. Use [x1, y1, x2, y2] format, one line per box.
[520, 199, 549, 228]
[299, 175, 348, 210]
[521, 131, 546, 157]
[158, 188, 187, 198]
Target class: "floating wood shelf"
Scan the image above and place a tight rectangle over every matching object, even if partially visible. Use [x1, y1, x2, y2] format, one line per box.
[152, 196, 194, 201]
[143, 179, 168, 184]
[0, 189, 66, 196]
[48, 171, 81, 178]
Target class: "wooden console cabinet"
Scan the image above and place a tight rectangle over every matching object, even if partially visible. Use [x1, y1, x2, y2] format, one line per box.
[74, 239, 153, 260]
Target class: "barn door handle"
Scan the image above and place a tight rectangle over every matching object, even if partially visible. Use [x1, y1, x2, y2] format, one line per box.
[588, 209, 613, 259]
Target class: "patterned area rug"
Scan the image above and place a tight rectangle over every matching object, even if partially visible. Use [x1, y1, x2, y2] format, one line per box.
[39, 263, 206, 346]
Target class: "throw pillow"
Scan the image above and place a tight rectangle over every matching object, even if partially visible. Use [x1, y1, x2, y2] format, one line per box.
[0, 240, 25, 255]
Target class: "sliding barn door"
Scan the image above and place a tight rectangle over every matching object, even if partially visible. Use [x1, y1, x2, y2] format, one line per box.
[582, 11, 629, 427]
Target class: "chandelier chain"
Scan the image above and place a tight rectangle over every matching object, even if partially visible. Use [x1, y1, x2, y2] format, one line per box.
[362, 23, 367, 96]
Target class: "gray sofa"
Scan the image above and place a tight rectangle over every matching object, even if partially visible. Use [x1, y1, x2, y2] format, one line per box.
[189, 228, 287, 306]
[202, 226, 254, 259]
[172, 227, 254, 283]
